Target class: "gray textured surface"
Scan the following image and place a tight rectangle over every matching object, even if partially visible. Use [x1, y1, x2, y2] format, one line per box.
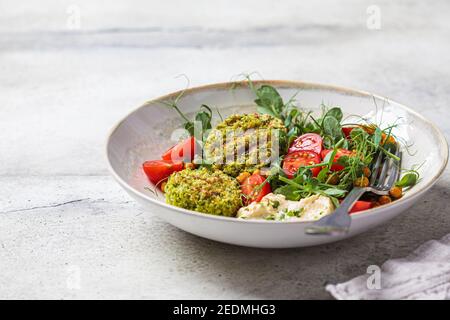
[1, 0, 449, 299]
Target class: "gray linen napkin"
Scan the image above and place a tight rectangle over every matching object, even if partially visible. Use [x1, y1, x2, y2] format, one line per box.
[326, 234, 450, 299]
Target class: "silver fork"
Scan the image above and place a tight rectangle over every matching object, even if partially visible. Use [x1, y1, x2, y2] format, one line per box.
[305, 145, 402, 235]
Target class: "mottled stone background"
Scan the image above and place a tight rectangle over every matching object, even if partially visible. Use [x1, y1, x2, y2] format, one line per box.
[1, 0, 449, 299]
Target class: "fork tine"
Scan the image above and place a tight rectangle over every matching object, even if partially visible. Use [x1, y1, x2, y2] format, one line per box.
[376, 154, 390, 188]
[397, 150, 403, 181]
[385, 149, 402, 189]
[370, 151, 383, 185]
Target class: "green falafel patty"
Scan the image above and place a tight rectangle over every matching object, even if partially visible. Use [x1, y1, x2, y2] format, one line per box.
[203, 113, 286, 176]
[164, 168, 242, 216]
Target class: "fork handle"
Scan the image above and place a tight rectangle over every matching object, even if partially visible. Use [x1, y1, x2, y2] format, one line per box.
[305, 187, 367, 235]
[335, 187, 367, 214]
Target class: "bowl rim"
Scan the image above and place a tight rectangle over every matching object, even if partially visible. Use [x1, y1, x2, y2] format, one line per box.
[106, 79, 449, 225]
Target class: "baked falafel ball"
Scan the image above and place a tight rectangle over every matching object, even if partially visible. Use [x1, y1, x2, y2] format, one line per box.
[164, 167, 242, 216]
[203, 113, 286, 177]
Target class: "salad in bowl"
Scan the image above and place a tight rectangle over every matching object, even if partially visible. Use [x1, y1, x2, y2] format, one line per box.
[141, 81, 417, 222]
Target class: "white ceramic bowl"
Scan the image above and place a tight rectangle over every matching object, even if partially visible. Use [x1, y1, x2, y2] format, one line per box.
[106, 80, 448, 248]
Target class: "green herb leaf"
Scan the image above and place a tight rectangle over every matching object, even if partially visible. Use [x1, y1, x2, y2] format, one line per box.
[323, 148, 338, 170]
[373, 126, 382, 146]
[284, 109, 298, 128]
[323, 116, 341, 137]
[322, 188, 347, 197]
[195, 105, 212, 131]
[254, 85, 284, 119]
[286, 209, 303, 217]
[396, 172, 418, 188]
[322, 116, 344, 148]
[274, 185, 301, 201]
[292, 167, 313, 183]
[193, 104, 213, 142]
[317, 167, 330, 182]
[326, 107, 343, 123]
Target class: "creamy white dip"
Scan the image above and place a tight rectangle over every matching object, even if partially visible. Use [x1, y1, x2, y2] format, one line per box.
[237, 193, 335, 221]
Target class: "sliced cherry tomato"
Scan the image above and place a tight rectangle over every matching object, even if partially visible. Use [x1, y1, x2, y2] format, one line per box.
[282, 150, 321, 178]
[142, 160, 183, 185]
[321, 149, 354, 171]
[349, 201, 372, 214]
[342, 127, 355, 139]
[288, 133, 323, 155]
[161, 137, 197, 162]
[241, 173, 271, 204]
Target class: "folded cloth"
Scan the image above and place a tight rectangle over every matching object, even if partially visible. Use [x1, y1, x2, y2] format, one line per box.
[326, 234, 450, 300]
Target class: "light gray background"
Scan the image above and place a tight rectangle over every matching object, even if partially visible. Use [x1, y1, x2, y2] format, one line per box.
[1, 0, 449, 299]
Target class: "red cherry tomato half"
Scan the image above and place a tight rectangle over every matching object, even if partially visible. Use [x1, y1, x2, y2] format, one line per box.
[288, 133, 323, 155]
[142, 160, 184, 185]
[161, 137, 197, 162]
[321, 149, 354, 171]
[241, 173, 272, 204]
[342, 127, 355, 139]
[282, 150, 321, 178]
[349, 201, 372, 214]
